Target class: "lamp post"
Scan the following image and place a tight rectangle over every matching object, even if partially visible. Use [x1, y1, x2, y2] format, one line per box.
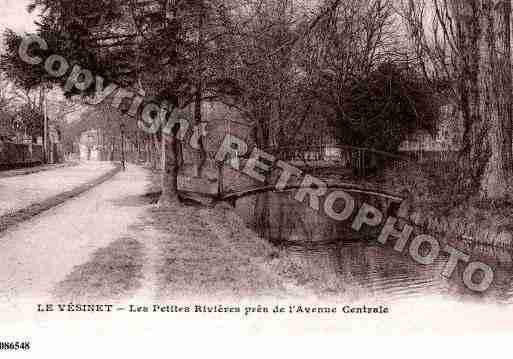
[120, 122, 126, 171]
[42, 88, 48, 164]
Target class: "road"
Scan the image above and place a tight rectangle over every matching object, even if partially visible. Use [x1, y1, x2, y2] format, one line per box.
[0, 161, 116, 217]
[0, 164, 153, 316]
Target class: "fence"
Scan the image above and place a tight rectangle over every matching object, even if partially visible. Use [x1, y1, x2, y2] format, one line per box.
[407, 150, 460, 164]
[264, 144, 412, 176]
[0, 141, 44, 169]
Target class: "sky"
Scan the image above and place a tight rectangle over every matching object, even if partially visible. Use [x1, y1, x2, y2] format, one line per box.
[0, 0, 38, 35]
[0, 1, 85, 123]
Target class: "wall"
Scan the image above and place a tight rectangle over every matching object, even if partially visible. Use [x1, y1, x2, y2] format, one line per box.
[0, 141, 44, 168]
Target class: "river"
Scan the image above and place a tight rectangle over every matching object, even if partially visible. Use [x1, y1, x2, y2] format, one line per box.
[234, 190, 513, 303]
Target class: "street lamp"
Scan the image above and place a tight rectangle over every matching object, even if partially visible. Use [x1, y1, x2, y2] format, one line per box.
[120, 122, 126, 171]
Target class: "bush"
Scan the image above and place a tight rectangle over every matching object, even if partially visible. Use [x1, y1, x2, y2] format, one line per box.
[334, 62, 438, 155]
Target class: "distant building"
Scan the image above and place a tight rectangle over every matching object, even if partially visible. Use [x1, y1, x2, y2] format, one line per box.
[47, 124, 63, 163]
[399, 103, 464, 154]
[0, 111, 30, 143]
[0, 111, 15, 142]
[78, 129, 102, 161]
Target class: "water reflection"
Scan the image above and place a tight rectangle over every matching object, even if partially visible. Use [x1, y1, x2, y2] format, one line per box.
[235, 190, 513, 303]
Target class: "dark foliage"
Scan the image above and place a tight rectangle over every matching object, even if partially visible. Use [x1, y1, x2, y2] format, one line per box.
[14, 104, 44, 140]
[334, 62, 438, 154]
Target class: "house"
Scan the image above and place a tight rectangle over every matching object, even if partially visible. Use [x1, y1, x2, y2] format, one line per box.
[399, 103, 464, 161]
[0, 110, 15, 142]
[78, 129, 102, 161]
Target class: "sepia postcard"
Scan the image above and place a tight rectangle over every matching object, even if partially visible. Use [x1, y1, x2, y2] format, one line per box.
[0, 0, 512, 356]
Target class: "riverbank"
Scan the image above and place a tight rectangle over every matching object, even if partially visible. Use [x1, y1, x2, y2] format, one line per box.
[140, 170, 347, 301]
[144, 169, 513, 304]
[139, 158, 513, 303]
[288, 159, 513, 249]
[376, 161, 513, 249]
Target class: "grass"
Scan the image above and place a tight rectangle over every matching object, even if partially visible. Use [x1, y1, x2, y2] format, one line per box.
[379, 160, 513, 248]
[53, 238, 145, 301]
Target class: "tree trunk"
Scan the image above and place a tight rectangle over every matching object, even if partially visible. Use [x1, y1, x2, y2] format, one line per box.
[254, 191, 271, 240]
[158, 120, 183, 207]
[254, 107, 272, 149]
[193, 90, 207, 177]
[193, 6, 207, 178]
[145, 138, 151, 165]
[497, 0, 513, 172]
[135, 131, 140, 164]
[158, 133, 180, 207]
[110, 136, 115, 161]
[478, 0, 511, 199]
[151, 134, 159, 169]
[451, 0, 511, 199]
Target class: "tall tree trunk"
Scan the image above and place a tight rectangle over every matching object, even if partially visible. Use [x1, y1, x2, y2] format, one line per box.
[145, 137, 151, 165]
[478, 0, 511, 199]
[193, 5, 207, 178]
[158, 118, 182, 207]
[497, 0, 513, 172]
[110, 136, 115, 161]
[155, 4, 182, 205]
[151, 134, 159, 169]
[158, 132, 180, 206]
[193, 87, 207, 177]
[451, 0, 511, 199]
[254, 102, 272, 149]
[135, 131, 140, 164]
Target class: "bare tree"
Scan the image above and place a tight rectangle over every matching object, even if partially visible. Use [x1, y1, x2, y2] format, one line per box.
[401, 0, 513, 199]
[221, 0, 342, 149]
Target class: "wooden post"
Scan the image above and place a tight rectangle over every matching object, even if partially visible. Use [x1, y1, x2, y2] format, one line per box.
[217, 161, 224, 199]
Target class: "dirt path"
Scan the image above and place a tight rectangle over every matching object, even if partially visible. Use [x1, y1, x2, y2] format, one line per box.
[0, 161, 117, 217]
[0, 165, 151, 312]
[0, 164, 302, 320]
[0, 162, 76, 179]
[0, 164, 121, 233]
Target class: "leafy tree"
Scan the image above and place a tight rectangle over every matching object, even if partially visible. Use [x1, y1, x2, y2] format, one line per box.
[335, 62, 438, 154]
[15, 103, 45, 140]
[10, 0, 241, 204]
[0, 30, 49, 91]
